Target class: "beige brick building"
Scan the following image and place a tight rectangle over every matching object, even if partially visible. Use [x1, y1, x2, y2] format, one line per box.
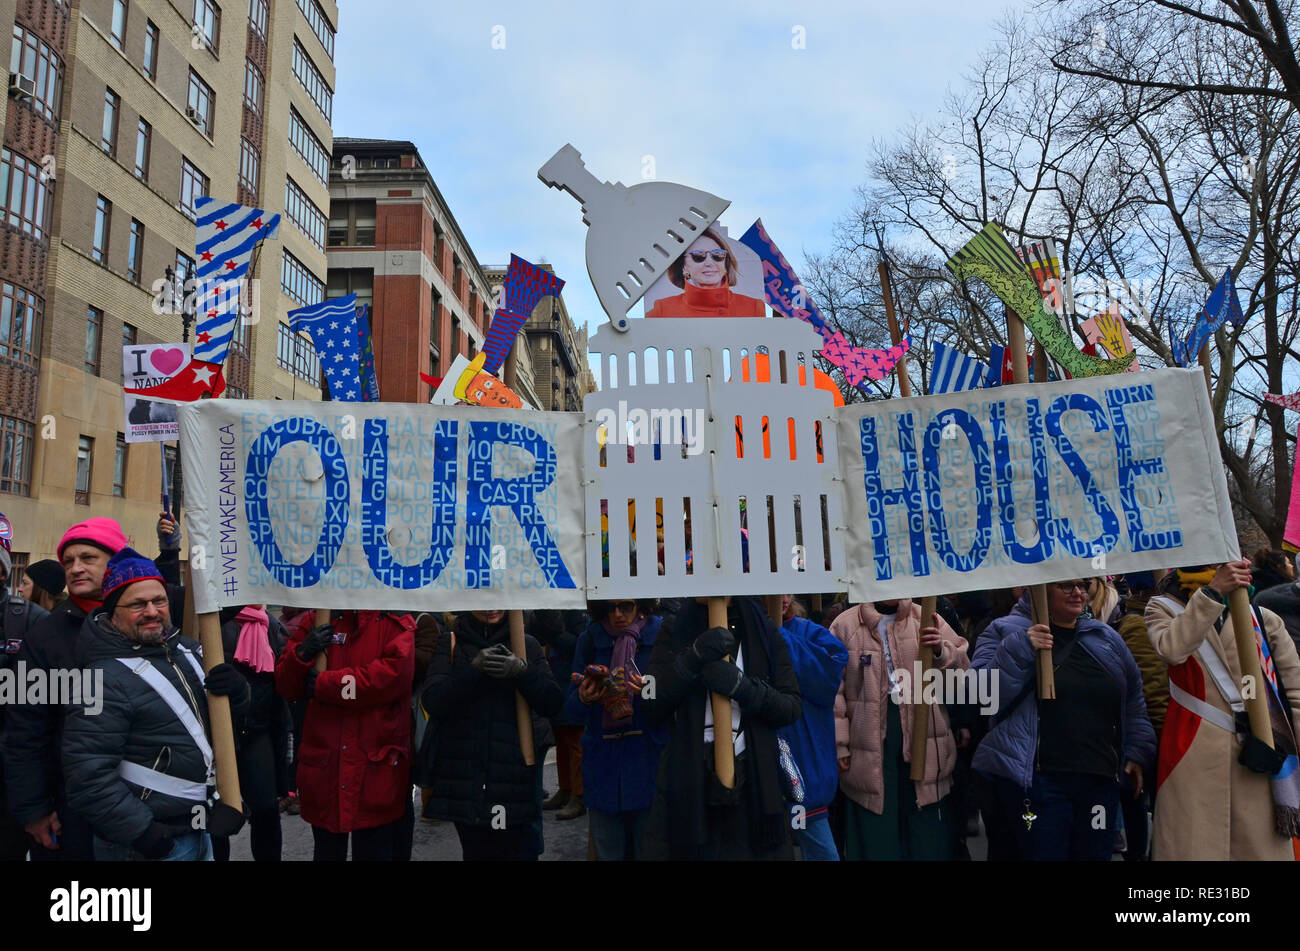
[0, 0, 336, 572]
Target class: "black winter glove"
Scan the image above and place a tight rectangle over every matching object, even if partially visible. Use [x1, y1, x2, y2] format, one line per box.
[296, 624, 334, 662]
[701, 661, 765, 711]
[304, 667, 319, 701]
[204, 662, 244, 697]
[474, 644, 527, 679]
[684, 626, 735, 673]
[132, 822, 176, 860]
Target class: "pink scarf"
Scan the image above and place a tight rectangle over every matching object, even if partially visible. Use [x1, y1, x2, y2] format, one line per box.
[234, 606, 274, 673]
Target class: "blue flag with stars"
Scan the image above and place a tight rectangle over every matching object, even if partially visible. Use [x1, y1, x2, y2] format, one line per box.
[287, 295, 365, 400]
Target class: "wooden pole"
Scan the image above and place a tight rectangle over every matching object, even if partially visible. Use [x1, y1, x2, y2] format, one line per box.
[1006, 308, 1056, 699]
[1196, 344, 1272, 748]
[196, 611, 243, 816]
[509, 610, 536, 766]
[708, 596, 734, 788]
[810, 593, 823, 614]
[908, 596, 938, 781]
[880, 261, 911, 398]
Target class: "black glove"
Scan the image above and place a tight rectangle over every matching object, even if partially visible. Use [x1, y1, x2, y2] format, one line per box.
[475, 644, 527, 679]
[131, 822, 175, 860]
[204, 662, 244, 697]
[304, 667, 319, 701]
[296, 624, 334, 662]
[701, 661, 765, 710]
[684, 626, 735, 674]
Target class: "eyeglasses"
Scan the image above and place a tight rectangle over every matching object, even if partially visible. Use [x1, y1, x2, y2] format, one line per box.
[687, 250, 727, 264]
[610, 601, 638, 614]
[1052, 582, 1089, 593]
[117, 597, 170, 615]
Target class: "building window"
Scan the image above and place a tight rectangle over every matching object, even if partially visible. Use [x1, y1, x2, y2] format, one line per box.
[238, 138, 260, 202]
[243, 59, 263, 115]
[429, 291, 441, 377]
[277, 321, 319, 382]
[291, 39, 332, 120]
[193, 0, 220, 50]
[110, 0, 127, 50]
[296, 0, 335, 59]
[101, 88, 120, 155]
[75, 436, 93, 505]
[0, 416, 34, 496]
[284, 177, 326, 250]
[179, 158, 208, 219]
[85, 306, 103, 374]
[187, 70, 214, 136]
[328, 200, 376, 248]
[248, 0, 268, 39]
[134, 119, 151, 180]
[326, 268, 373, 310]
[143, 20, 158, 79]
[113, 434, 127, 497]
[281, 250, 323, 306]
[10, 26, 63, 123]
[127, 219, 143, 283]
[0, 282, 42, 366]
[92, 196, 111, 264]
[287, 106, 328, 183]
[0, 151, 51, 241]
[122, 321, 136, 347]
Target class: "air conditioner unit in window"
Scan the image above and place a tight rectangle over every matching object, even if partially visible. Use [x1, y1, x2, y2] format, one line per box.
[8, 74, 35, 101]
[185, 106, 202, 125]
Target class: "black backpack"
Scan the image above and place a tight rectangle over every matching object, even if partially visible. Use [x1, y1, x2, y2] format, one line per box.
[2, 593, 36, 660]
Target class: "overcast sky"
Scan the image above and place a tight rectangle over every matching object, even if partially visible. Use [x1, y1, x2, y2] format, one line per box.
[331, 0, 1018, 371]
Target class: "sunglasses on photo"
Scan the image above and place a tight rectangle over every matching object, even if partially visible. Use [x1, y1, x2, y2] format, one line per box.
[1053, 582, 1089, 593]
[687, 250, 728, 263]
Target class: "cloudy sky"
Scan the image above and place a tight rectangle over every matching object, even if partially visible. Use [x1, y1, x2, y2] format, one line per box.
[331, 0, 1016, 365]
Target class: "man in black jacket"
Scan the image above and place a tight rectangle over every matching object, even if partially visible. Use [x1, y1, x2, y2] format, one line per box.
[62, 548, 247, 861]
[646, 596, 802, 860]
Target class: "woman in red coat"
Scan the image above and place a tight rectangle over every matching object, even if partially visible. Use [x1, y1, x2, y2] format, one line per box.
[644, 227, 766, 318]
[275, 609, 416, 860]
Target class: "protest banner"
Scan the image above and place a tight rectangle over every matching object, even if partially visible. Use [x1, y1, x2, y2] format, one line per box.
[178, 400, 586, 614]
[123, 344, 190, 443]
[836, 367, 1239, 602]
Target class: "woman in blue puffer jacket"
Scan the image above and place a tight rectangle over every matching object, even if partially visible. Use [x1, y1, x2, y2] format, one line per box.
[971, 579, 1156, 860]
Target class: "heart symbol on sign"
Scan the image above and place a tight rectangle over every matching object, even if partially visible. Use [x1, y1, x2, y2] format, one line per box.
[150, 348, 185, 376]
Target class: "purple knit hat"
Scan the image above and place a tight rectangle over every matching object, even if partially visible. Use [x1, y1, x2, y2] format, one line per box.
[101, 547, 165, 614]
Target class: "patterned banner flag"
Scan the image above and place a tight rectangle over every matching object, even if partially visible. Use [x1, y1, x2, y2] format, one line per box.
[356, 304, 380, 401]
[1170, 269, 1245, 367]
[288, 295, 366, 401]
[738, 219, 908, 389]
[1081, 303, 1139, 372]
[1264, 392, 1300, 412]
[481, 255, 564, 376]
[1016, 237, 1075, 380]
[930, 342, 990, 395]
[192, 197, 281, 366]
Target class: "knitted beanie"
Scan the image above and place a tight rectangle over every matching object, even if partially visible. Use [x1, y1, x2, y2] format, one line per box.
[58, 517, 129, 560]
[100, 547, 165, 615]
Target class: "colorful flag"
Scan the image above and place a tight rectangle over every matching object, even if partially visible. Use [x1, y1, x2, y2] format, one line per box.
[356, 304, 380, 401]
[192, 197, 281, 366]
[1016, 238, 1075, 380]
[930, 342, 990, 395]
[1081, 304, 1139, 372]
[481, 255, 564, 376]
[288, 295, 365, 401]
[1170, 269, 1245, 367]
[1264, 392, 1300, 412]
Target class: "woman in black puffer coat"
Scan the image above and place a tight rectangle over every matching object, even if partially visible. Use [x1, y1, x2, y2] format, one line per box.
[420, 609, 563, 860]
[211, 605, 289, 861]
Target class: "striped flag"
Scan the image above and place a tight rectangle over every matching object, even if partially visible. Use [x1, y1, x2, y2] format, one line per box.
[930, 342, 991, 394]
[288, 295, 365, 401]
[481, 254, 564, 376]
[191, 196, 281, 366]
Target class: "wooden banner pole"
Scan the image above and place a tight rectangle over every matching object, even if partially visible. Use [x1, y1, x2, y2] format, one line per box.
[509, 609, 536, 766]
[196, 610, 244, 818]
[708, 596, 734, 788]
[1197, 344, 1272, 748]
[1006, 307, 1056, 699]
[879, 261, 911, 398]
[908, 596, 938, 782]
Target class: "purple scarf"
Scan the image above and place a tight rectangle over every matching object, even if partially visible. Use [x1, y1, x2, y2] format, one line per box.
[603, 615, 647, 674]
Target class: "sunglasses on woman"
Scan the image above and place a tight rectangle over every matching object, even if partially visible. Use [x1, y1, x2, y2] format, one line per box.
[687, 250, 728, 263]
[609, 601, 638, 614]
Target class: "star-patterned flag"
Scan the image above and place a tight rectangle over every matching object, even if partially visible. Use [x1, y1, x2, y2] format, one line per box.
[288, 295, 365, 401]
[191, 196, 281, 365]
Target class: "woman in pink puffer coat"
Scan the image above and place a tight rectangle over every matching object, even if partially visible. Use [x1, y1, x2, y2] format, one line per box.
[830, 598, 969, 860]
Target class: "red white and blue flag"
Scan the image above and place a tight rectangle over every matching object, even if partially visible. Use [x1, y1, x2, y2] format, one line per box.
[192, 197, 281, 365]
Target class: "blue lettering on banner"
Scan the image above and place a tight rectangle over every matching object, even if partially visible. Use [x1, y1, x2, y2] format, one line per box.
[244, 417, 349, 587]
[921, 410, 992, 572]
[1044, 394, 1121, 558]
[465, 420, 575, 589]
[989, 398, 1054, 563]
[1106, 384, 1182, 552]
[860, 413, 929, 581]
[361, 418, 458, 588]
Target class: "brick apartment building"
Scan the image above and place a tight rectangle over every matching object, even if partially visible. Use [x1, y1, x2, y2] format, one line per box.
[0, 0, 336, 570]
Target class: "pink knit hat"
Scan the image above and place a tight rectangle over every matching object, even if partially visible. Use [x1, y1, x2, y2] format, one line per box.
[58, 517, 129, 559]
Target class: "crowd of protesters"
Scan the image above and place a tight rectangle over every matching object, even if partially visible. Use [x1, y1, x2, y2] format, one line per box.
[0, 507, 1298, 862]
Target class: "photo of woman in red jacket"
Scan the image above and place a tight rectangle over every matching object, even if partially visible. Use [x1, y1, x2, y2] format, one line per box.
[643, 226, 767, 318]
